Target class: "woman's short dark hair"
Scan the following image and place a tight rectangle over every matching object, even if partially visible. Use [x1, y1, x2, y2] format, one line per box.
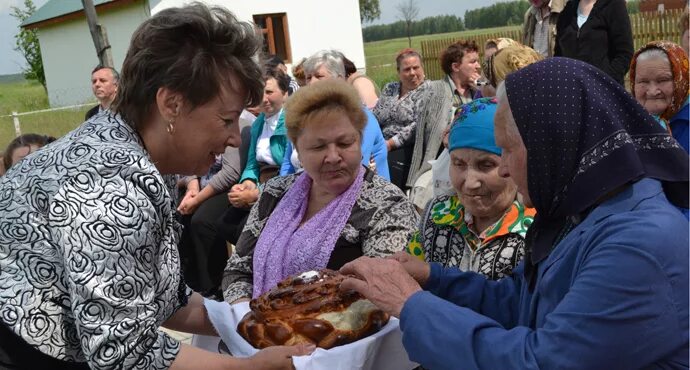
[113, 3, 263, 129]
[395, 48, 423, 72]
[264, 67, 290, 94]
[440, 40, 479, 75]
[342, 56, 357, 78]
[3, 134, 55, 170]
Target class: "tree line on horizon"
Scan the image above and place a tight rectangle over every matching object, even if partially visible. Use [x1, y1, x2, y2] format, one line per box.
[363, 0, 642, 42]
[363, 14, 465, 42]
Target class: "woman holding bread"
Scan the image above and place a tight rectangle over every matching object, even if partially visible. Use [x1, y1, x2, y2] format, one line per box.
[222, 80, 418, 304]
[0, 4, 311, 369]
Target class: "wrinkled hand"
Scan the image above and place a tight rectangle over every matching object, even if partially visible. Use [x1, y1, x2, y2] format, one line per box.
[340, 256, 421, 318]
[246, 343, 315, 369]
[177, 189, 199, 215]
[386, 251, 431, 287]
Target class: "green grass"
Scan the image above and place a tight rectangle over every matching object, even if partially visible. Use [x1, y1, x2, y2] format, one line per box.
[0, 80, 89, 150]
[365, 25, 521, 87]
[0, 80, 49, 115]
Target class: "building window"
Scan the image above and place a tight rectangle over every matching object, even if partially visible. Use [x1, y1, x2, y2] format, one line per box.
[253, 13, 292, 63]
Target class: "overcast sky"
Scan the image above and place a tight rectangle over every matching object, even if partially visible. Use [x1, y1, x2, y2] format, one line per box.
[0, 0, 505, 75]
[369, 0, 507, 25]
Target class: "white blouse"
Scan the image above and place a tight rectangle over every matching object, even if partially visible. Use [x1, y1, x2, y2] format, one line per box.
[255, 111, 281, 165]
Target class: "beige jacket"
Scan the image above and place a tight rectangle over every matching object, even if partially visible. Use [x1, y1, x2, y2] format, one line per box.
[522, 0, 567, 57]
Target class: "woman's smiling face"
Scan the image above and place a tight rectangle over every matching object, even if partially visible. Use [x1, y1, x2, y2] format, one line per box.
[450, 148, 517, 218]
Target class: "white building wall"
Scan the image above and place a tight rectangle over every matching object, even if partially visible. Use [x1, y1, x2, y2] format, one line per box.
[151, 0, 366, 71]
[39, 0, 365, 107]
[38, 1, 149, 107]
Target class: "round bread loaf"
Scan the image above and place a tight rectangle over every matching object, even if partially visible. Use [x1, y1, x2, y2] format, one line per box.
[237, 269, 390, 349]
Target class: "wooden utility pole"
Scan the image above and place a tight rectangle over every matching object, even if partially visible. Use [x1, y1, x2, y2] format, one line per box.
[82, 0, 113, 67]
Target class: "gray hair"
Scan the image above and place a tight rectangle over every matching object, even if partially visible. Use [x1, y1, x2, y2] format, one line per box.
[303, 50, 346, 79]
[636, 48, 670, 64]
[92, 65, 120, 84]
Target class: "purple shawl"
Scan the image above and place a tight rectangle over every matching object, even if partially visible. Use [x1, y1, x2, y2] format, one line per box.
[252, 166, 365, 297]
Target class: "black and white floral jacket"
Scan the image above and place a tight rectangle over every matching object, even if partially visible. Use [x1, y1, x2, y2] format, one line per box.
[0, 113, 187, 369]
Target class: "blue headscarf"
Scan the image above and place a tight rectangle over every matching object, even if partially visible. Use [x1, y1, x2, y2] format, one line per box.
[448, 97, 501, 156]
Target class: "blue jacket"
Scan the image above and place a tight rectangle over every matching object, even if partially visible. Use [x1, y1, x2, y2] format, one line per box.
[671, 99, 689, 219]
[240, 111, 287, 184]
[279, 107, 390, 180]
[400, 178, 689, 370]
[670, 99, 689, 154]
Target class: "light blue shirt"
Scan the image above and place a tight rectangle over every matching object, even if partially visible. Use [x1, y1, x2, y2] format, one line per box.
[279, 106, 390, 180]
[577, 8, 588, 28]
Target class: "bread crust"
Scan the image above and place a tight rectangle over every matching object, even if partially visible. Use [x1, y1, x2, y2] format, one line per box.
[237, 269, 390, 349]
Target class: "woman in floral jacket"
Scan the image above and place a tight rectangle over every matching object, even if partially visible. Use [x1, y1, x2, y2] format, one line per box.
[407, 98, 535, 280]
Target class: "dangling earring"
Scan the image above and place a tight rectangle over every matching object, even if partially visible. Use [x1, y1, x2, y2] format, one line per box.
[166, 118, 175, 135]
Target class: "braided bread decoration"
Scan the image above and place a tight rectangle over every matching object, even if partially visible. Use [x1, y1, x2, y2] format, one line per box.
[237, 269, 390, 349]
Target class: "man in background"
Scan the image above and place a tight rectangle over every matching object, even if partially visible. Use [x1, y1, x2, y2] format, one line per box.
[85, 65, 119, 120]
[522, 0, 566, 58]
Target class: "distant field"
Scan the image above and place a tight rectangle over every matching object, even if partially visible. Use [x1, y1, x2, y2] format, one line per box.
[0, 81, 89, 150]
[365, 25, 521, 87]
[0, 74, 26, 84]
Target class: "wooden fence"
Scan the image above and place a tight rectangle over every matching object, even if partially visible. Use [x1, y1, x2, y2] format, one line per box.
[630, 8, 685, 50]
[420, 9, 686, 80]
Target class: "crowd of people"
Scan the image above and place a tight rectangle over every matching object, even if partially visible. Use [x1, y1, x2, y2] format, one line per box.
[0, 1, 688, 369]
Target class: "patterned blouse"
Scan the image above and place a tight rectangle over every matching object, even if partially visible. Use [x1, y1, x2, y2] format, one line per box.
[373, 80, 430, 148]
[407, 195, 535, 280]
[222, 168, 419, 303]
[0, 113, 188, 369]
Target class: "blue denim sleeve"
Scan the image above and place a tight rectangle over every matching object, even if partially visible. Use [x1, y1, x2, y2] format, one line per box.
[279, 141, 295, 176]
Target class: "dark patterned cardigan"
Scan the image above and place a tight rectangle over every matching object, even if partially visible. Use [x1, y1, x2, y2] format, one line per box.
[222, 167, 419, 303]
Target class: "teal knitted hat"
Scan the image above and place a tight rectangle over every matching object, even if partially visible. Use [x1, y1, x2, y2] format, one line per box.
[449, 97, 501, 156]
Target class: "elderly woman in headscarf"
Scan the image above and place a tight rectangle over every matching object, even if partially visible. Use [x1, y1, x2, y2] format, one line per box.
[338, 58, 689, 369]
[479, 38, 520, 97]
[630, 41, 689, 153]
[407, 98, 535, 280]
[410, 44, 543, 213]
[484, 44, 543, 90]
[222, 80, 418, 304]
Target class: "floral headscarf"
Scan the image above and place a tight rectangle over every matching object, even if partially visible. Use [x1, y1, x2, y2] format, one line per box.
[486, 44, 543, 87]
[630, 41, 690, 121]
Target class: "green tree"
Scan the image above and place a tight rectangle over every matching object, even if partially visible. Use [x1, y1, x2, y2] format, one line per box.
[397, 0, 420, 47]
[360, 0, 381, 23]
[11, 0, 46, 91]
